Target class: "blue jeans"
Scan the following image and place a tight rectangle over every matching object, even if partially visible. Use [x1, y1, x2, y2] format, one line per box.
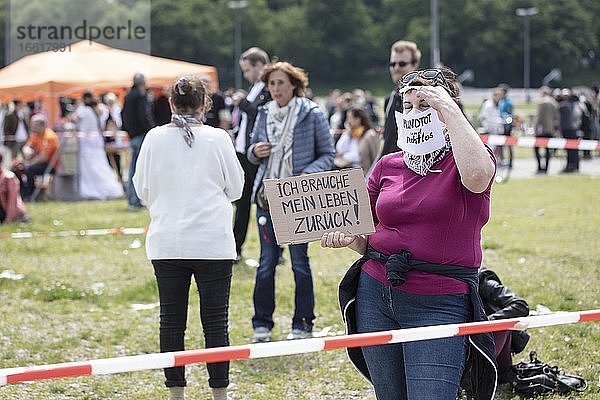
[127, 135, 144, 206]
[152, 259, 232, 388]
[356, 271, 469, 400]
[252, 206, 315, 332]
[17, 162, 49, 199]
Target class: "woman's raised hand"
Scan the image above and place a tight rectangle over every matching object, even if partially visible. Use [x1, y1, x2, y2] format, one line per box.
[413, 86, 459, 114]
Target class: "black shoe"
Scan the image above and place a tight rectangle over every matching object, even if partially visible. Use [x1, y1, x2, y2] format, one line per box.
[277, 247, 286, 265]
[277, 253, 286, 265]
[234, 252, 242, 264]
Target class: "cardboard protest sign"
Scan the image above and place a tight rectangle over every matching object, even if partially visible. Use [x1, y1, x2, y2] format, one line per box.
[263, 168, 375, 245]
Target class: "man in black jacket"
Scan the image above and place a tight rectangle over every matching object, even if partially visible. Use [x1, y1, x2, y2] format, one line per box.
[479, 267, 530, 383]
[233, 47, 271, 261]
[3, 100, 29, 159]
[121, 73, 154, 209]
[380, 40, 421, 157]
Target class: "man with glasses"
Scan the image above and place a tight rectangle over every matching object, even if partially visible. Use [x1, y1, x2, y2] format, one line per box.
[380, 40, 421, 157]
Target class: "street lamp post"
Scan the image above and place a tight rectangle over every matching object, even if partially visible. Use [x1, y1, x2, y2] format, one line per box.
[431, 0, 440, 68]
[228, 1, 248, 89]
[515, 7, 538, 103]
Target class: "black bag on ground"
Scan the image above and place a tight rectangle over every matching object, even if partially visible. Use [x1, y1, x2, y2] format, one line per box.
[512, 351, 588, 397]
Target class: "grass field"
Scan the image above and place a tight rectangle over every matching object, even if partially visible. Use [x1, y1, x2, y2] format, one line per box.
[1, 175, 599, 399]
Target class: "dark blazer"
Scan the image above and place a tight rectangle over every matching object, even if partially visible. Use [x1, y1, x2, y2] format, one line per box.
[380, 90, 402, 157]
[121, 87, 154, 139]
[3, 111, 28, 144]
[238, 84, 271, 151]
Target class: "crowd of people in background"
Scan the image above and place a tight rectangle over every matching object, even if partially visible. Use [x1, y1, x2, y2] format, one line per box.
[478, 83, 599, 174]
[0, 64, 598, 226]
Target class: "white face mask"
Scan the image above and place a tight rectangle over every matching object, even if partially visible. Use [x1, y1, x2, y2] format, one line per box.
[395, 107, 447, 155]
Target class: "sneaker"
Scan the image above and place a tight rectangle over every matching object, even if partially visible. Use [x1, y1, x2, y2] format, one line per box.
[289, 329, 312, 340]
[252, 327, 271, 343]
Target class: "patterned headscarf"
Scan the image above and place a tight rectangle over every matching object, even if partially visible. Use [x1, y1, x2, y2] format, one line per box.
[403, 134, 451, 176]
[171, 114, 203, 148]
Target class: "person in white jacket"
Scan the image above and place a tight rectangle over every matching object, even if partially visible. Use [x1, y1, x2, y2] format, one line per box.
[478, 88, 504, 136]
[133, 76, 244, 400]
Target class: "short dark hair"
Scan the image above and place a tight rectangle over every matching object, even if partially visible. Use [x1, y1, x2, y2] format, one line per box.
[240, 47, 269, 66]
[82, 91, 97, 107]
[406, 66, 461, 103]
[347, 107, 372, 130]
[133, 73, 146, 87]
[170, 76, 212, 116]
[498, 83, 510, 94]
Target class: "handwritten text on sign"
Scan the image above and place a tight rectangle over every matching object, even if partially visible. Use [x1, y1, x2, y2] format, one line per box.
[263, 168, 375, 245]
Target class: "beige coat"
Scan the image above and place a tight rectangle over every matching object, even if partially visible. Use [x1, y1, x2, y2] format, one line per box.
[358, 130, 382, 174]
[535, 95, 560, 137]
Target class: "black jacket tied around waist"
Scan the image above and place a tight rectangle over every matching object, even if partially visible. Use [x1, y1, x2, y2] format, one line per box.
[338, 246, 498, 400]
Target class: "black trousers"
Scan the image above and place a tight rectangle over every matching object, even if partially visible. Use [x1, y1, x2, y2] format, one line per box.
[152, 259, 233, 388]
[233, 152, 258, 255]
[534, 134, 553, 171]
[562, 129, 580, 170]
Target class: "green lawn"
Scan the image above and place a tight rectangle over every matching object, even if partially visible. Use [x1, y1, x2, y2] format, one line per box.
[0, 175, 599, 399]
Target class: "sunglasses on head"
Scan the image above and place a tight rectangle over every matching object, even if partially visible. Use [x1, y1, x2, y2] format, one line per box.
[398, 69, 449, 89]
[388, 60, 414, 68]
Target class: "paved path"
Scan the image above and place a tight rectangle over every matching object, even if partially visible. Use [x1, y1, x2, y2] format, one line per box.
[506, 154, 600, 180]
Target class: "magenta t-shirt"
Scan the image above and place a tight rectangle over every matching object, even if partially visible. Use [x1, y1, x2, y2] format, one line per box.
[363, 149, 493, 295]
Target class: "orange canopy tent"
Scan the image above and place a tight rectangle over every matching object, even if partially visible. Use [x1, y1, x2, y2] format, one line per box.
[0, 41, 219, 126]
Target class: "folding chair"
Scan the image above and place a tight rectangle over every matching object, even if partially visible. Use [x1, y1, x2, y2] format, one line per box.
[30, 133, 71, 201]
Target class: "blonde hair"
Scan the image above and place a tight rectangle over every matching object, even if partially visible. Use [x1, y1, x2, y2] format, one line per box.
[390, 40, 421, 66]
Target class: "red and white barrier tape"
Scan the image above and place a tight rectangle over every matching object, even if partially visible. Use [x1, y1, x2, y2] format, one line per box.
[330, 129, 599, 150]
[1, 309, 598, 386]
[0, 227, 147, 239]
[480, 134, 600, 150]
[61, 130, 128, 139]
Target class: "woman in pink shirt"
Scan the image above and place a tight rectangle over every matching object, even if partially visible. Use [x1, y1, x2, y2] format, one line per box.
[322, 67, 497, 400]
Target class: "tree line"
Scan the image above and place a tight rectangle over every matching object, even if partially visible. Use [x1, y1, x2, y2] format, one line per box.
[1, 0, 598, 93]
